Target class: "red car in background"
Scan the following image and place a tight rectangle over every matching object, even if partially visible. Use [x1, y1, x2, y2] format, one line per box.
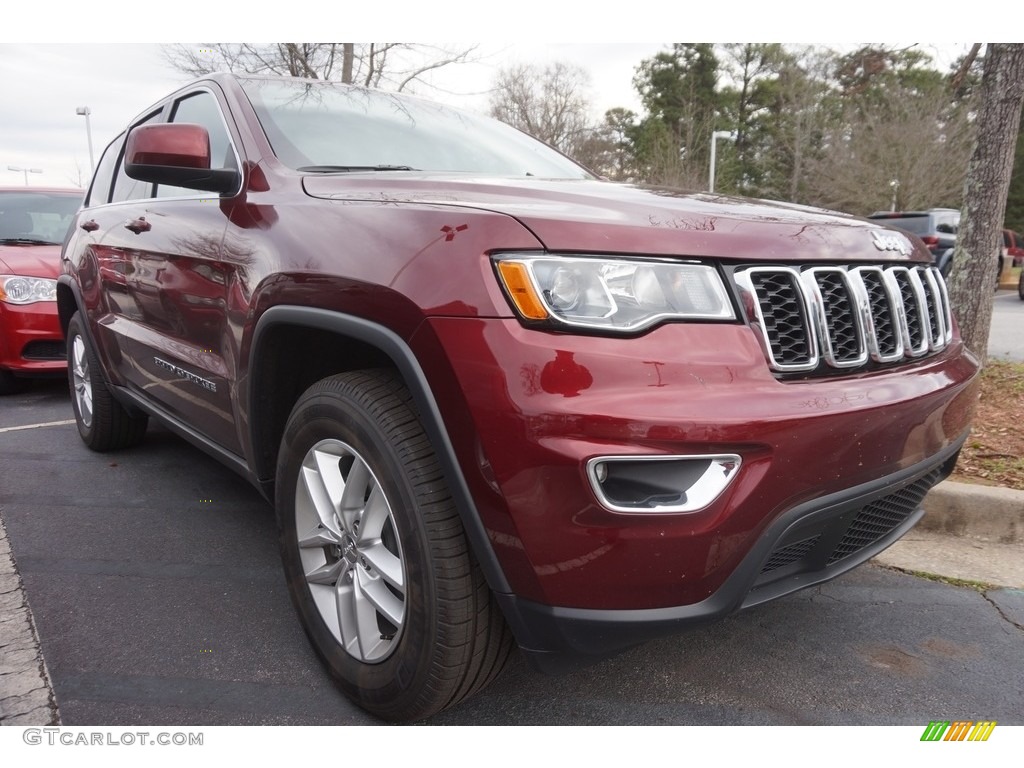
[0, 187, 82, 394]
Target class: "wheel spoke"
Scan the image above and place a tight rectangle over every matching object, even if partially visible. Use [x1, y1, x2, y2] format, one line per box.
[334, 579, 359, 653]
[305, 557, 346, 586]
[357, 569, 404, 628]
[358, 485, 390, 540]
[339, 457, 371, 530]
[297, 525, 341, 549]
[349, 573, 388, 659]
[360, 541, 404, 594]
[300, 464, 343, 537]
[312, 447, 347, 508]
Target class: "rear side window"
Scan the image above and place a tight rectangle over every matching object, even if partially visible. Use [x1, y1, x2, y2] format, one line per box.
[934, 214, 959, 235]
[884, 216, 929, 235]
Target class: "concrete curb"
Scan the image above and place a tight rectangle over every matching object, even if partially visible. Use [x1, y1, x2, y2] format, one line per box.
[920, 479, 1024, 543]
[0, 516, 60, 726]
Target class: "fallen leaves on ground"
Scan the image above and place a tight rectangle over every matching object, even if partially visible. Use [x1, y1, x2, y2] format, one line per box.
[952, 359, 1024, 491]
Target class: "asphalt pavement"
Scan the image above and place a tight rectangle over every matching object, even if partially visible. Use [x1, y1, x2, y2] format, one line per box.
[988, 289, 1024, 362]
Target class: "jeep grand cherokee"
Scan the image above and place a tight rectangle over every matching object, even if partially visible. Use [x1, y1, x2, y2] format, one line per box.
[58, 74, 980, 721]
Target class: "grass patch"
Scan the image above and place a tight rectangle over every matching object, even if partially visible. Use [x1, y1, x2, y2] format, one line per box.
[884, 565, 996, 592]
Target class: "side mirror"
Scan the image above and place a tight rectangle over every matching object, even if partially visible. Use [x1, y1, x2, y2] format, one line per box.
[125, 123, 240, 195]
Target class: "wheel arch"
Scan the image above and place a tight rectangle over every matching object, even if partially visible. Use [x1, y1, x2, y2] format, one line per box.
[56, 275, 82, 338]
[247, 306, 512, 595]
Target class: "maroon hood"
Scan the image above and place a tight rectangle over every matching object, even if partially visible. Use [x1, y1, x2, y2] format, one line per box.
[303, 175, 928, 264]
[0, 243, 63, 278]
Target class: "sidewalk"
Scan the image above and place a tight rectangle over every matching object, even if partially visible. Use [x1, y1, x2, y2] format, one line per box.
[875, 479, 1024, 589]
[0, 517, 59, 726]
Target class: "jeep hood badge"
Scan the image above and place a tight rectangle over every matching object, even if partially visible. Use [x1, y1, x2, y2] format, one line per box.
[871, 229, 912, 256]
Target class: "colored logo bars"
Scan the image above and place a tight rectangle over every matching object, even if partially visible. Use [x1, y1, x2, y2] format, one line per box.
[920, 721, 997, 742]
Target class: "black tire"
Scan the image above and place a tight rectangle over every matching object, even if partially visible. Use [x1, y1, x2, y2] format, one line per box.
[0, 369, 27, 396]
[67, 312, 148, 451]
[275, 369, 513, 722]
[1018, 270, 1024, 301]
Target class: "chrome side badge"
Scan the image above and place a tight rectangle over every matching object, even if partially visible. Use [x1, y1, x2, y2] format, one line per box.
[154, 357, 217, 392]
[871, 229, 912, 256]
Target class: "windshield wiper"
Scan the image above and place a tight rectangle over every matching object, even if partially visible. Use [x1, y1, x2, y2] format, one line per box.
[297, 165, 418, 173]
[0, 237, 57, 245]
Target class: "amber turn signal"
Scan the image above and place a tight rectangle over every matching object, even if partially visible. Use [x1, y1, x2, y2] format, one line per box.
[496, 261, 549, 320]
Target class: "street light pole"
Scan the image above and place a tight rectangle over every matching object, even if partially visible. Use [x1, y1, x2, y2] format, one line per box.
[76, 106, 95, 173]
[709, 130, 736, 194]
[7, 165, 43, 186]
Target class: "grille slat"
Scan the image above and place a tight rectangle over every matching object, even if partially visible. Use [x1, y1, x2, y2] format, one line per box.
[739, 265, 950, 373]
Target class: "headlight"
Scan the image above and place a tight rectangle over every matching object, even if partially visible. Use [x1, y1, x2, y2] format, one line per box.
[494, 255, 734, 333]
[0, 275, 58, 305]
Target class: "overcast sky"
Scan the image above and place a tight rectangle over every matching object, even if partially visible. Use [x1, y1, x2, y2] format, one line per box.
[1, 42, 678, 188]
[0, 17, 989, 191]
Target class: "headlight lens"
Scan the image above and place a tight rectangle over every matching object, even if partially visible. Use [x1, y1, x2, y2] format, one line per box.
[495, 255, 734, 332]
[0, 275, 58, 305]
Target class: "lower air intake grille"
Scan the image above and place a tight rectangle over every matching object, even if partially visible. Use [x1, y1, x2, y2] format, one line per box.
[826, 473, 937, 564]
[22, 340, 67, 361]
[756, 469, 942, 580]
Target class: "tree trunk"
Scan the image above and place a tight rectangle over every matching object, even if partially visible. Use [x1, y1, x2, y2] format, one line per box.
[948, 44, 1024, 364]
[342, 43, 354, 84]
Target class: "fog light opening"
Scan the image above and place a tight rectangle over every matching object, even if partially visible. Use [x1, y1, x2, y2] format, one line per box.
[586, 454, 741, 514]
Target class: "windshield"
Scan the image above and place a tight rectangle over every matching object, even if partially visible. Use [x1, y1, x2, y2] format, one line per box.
[0, 191, 82, 244]
[239, 77, 592, 179]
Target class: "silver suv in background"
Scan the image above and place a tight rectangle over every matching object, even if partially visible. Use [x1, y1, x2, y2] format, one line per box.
[868, 209, 960, 277]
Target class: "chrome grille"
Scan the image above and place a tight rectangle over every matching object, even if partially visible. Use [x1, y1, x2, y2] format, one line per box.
[737, 264, 951, 373]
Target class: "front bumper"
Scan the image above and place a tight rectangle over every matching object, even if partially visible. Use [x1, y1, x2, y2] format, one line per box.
[499, 436, 963, 668]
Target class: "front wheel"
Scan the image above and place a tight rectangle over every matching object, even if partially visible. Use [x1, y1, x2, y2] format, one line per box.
[275, 370, 512, 721]
[1018, 270, 1024, 301]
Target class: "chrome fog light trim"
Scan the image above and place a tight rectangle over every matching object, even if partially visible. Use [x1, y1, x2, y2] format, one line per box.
[586, 454, 742, 514]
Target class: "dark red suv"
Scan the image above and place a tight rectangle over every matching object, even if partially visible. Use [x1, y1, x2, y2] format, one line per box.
[59, 74, 980, 721]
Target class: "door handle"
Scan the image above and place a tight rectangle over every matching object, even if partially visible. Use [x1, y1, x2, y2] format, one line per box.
[124, 217, 151, 234]
[80, 219, 99, 232]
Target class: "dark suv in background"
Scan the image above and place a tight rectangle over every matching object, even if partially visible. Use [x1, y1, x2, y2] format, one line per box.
[59, 74, 980, 721]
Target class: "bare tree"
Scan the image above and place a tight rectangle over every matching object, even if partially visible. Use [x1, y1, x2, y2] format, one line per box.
[948, 44, 1024, 362]
[163, 43, 479, 92]
[489, 61, 593, 156]
[803, 76, 975, 215]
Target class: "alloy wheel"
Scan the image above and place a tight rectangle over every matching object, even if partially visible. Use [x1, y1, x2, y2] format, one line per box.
[294, 438, 406, 662]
